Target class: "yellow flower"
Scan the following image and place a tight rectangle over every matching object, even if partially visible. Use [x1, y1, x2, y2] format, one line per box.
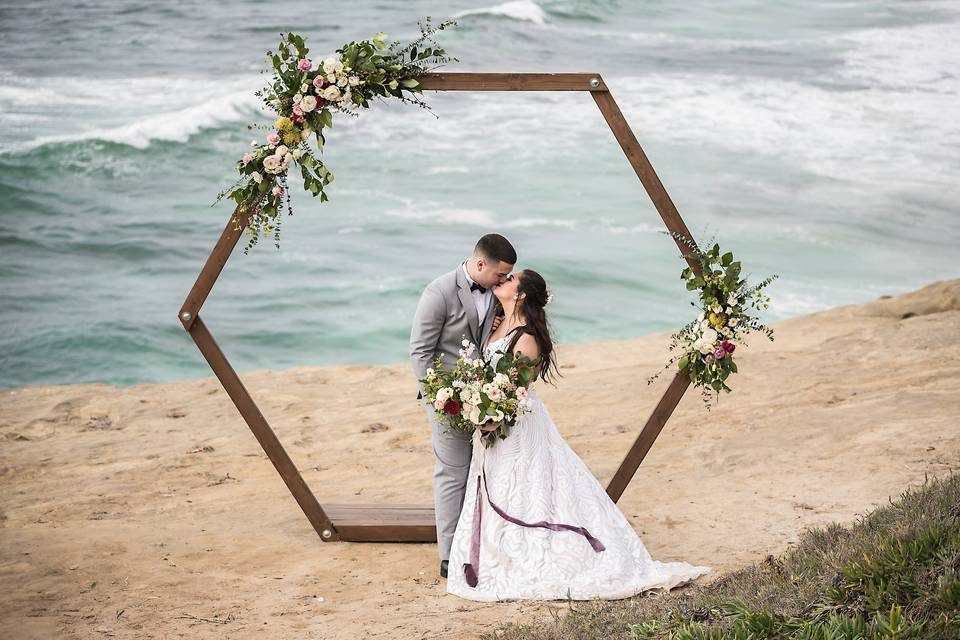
[275, 117, 293, 130]
[708, 312, 727, 329]
[282, 130, 300, 146]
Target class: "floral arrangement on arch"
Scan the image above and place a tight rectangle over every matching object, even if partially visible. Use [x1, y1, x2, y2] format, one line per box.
[212, 17, 458, 253]
[648, 232, 778, 409]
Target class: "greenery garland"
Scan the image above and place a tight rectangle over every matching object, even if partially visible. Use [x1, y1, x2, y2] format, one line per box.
[648, 232, 778, 409]
[212, 17, 459, 253]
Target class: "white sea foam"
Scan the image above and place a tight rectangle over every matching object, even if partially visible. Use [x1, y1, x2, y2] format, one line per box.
[0, 72, 261, 154]
[452, 0, 548, 25]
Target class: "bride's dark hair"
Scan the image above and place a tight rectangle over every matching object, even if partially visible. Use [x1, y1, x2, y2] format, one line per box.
[511, 269, 560, 384]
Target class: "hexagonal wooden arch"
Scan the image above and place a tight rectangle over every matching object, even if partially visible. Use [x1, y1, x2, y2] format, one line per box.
[178, 72, 704, 543]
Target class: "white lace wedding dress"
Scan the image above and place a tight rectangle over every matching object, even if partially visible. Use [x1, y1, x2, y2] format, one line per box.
[445, 331, 712, 602]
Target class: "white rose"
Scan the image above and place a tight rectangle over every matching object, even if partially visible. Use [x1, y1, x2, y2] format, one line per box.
[348, 75, 360, 86]
[493, 373, 509, 387]
[469, 408, 483, 425]
[334, 59, 344, 74]
[291, 149, 302, 159]
[251, 171, 262, 183]
[337, 74, 348, 87]
[341, 88, 352, 103]
[300, 94, 318, 113]
[275, 145, 289, 156]
[300, 128, 312, 141]
[322, 56, 337, 74]
[327, 73, 337, 84]
[321, 85, 341, 101]
[293, 93, 303, 103]
[702, 328, 718, 343]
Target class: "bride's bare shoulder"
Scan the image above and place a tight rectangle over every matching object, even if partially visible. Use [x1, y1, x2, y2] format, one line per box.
[512, 332, 540, 360]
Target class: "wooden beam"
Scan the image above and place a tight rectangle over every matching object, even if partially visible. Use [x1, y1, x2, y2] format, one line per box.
[184, 314, 338, 541]
[417, 72, 606, 92]
[605, 371, 691, 503]
[591, 90, 702, 277]
[178, 205, 251, 332]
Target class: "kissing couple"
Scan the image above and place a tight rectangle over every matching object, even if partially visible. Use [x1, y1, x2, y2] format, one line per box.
[410, 233, 711, 601]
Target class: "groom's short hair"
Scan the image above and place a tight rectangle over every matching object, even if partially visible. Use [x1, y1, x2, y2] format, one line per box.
[474, 234, 517, 265]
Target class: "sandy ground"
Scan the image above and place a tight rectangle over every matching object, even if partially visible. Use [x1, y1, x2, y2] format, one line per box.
[1, 278, 958, 639]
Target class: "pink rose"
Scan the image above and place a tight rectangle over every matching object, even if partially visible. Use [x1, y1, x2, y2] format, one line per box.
[312, 75, 325, 89]
[271, 186, 283, 196]
[266, 132, 280, 145]
[713, 346, 726, 360]
[242, 153, 253, 165]
[298, 58, 312, 71]
[292, 102, 303, 116]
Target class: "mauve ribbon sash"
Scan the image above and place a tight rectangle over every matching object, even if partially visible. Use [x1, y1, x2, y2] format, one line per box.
[463, 459, 606, 588]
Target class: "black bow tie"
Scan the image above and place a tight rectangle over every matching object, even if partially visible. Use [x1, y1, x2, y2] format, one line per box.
[470, 282, 487, 294]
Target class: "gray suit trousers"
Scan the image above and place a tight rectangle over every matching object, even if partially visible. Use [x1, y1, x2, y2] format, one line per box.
[428, 405, 473, 562]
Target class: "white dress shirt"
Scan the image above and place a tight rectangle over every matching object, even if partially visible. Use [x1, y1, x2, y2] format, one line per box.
[462, 261, 492, 327]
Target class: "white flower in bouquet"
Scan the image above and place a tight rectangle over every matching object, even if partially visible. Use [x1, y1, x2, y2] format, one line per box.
[452, 380, 465, 388]
[472, 359, 484, 369]
[348, 75, 360, 86]
[322, 56, 338, 74]
[482, 383, 503, 402]
[301, 83, 309, 92]
[727, 294, 738, 306]
[291, 149, 302, 159]
[729, 317, 739, 327]
[300, 128, 312, 141]
[694, 339, 713, 355]
[426, 367, 435, 377]
[300, 95, 318, 112]
[516, 386, 528, 400]
[493, 372, 509, 387]
[711, 304, 723, 313]
[275, 145, 289, 156]
[697, 311, 705, 322]
[702, 328, 718, 343]
[251, 171, 262, 183]
[337, 74, 349, 87]
[341, 88, 352, 103]
[293, 93, 303, 103]
[321, 85, 342, 101]
[469, 406, 483, 425]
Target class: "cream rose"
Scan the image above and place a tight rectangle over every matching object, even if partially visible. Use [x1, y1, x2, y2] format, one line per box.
[321, 85, 341, 101]
[299, 94, 318, 113]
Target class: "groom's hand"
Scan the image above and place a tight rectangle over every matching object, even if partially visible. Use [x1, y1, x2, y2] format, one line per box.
[491, 315, 503, 332]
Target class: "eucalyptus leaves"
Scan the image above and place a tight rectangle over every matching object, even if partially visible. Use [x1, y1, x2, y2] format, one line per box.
[213, 17, 458, 253]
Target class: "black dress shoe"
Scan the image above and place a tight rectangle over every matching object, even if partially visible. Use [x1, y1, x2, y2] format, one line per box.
[440, 559, 449, 578]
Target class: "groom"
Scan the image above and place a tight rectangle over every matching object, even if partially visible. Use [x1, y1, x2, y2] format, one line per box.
[409, 233, 517, 579]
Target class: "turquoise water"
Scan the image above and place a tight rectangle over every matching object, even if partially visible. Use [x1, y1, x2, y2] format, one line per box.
[1, 1, 957, 389]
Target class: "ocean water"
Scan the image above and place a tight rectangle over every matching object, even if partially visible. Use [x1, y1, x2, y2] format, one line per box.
[1, 0, 957, 390]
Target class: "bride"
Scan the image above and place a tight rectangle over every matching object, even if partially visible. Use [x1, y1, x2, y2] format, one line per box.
[445, 269, 712, 601]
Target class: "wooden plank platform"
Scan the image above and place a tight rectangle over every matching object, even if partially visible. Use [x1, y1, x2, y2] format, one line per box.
[324, 504, 437, 542]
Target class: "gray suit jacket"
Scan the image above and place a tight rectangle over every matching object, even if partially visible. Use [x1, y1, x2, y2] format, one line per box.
[410, 264, 498, 392]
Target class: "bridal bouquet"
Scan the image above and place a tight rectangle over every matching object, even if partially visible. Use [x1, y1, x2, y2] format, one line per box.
[420, 339, 540, 447]
[212, 17, 458, 253]
[649, 232, 778, 409]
